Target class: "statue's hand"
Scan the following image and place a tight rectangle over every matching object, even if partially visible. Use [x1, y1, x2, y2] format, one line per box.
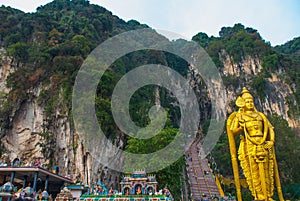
[238, 120, 245, 128]
[265, 141, 274, 149]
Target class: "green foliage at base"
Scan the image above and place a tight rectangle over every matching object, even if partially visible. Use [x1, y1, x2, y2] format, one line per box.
[125, 127, 185, 200]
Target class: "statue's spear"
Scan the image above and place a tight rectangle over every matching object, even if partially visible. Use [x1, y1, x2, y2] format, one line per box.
[226, 112, 242, 201]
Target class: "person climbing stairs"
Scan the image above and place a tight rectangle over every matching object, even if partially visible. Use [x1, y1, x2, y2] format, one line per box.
[185, 139, 221, 200]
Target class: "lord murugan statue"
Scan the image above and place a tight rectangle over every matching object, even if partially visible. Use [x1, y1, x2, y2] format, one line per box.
[227, 87, 284, 201]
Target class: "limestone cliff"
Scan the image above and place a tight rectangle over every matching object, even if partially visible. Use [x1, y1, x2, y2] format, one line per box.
[220, 51, 299, 128]
[0, 48, 123, 189]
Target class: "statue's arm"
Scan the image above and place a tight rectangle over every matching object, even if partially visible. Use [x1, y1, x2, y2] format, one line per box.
[268, 124, 275, 143]
[230, 114, 243, 136]
[267, 120, 275, 148]
[260, 112, 275, 147]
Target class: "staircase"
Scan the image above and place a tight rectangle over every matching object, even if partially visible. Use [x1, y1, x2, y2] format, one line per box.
[185, 140, 220, 201]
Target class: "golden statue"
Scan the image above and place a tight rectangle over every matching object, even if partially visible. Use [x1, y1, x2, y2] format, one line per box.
[227, 87, 284, 201]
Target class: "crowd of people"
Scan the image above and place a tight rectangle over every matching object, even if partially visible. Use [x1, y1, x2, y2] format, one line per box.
[194, 193, 236, 201]
[0, 155, 45, 168]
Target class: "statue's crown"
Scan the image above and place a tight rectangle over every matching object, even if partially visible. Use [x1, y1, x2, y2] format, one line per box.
[236, 87, 253, 107]
[241, 87, 253, 99]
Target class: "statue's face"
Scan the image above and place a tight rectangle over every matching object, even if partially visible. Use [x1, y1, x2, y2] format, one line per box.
[245, 98, 254, 110]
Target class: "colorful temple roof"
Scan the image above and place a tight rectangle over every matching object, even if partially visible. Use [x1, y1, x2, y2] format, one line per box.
[79, 170, 172, 201]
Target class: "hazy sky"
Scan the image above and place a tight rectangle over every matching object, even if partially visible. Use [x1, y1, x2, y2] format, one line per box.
[1, 0, 299, 46]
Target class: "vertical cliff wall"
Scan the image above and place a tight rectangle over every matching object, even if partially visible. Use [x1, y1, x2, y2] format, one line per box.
[0, 48, 123, 189]
[220, 51, 299, 128]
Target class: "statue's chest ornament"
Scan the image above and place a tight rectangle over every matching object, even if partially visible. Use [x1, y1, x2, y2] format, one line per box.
[241, 113, 262, 129]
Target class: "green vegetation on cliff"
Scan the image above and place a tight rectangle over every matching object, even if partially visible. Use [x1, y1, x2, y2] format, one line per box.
[193, 23, 300, 116]
[0, 1, 186, 199]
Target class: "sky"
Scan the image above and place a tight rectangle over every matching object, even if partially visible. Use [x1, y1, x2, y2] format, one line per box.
[0, 0, 299, 46]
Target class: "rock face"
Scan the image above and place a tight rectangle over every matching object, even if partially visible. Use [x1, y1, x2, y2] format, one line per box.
[0, 47, 299, 188]
[3, 97, 44, 160]
[222, 51, 262, 78]
[0, 48, 15, 93]
[0, 48, 123, 189]
[220, 51, 299, 128]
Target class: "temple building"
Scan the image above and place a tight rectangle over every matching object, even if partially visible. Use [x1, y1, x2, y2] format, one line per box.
[120, 169, 157, 195]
